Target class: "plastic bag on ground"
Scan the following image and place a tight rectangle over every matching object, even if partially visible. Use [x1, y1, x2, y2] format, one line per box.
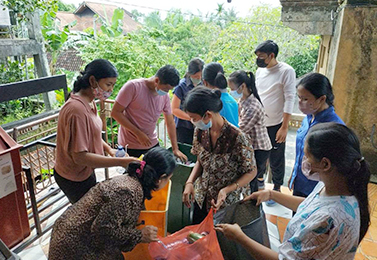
[149, 209, 224, 260]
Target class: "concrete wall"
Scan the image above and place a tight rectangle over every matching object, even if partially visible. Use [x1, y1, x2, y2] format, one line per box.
[327, 6, 377, 180]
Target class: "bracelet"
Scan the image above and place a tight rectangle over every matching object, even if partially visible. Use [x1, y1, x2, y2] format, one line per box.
[185, 182, 194, 186]
[234, 182, 239, 189]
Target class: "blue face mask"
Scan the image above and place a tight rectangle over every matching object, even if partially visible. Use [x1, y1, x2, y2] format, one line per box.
[230, 85, 243, 99]
[191, 114, 212, 130]
[155, 87, 168, 96]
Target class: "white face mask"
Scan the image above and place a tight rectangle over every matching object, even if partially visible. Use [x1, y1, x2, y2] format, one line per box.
[301, 155, 320, 181]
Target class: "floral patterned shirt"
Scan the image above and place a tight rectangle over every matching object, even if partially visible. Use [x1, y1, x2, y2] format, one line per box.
[49, 175, 144, 260]
[191, 119, 256, 211]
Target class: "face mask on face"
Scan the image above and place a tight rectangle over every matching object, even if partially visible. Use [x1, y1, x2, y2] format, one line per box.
[299, 99, 321, 115]
[190, 77, 201, 86]
[155, 87, 168, 96]
[191, 114, 212, 130]
[301, 155, 320, 181]
[230, 84, 243, 99]
[256, 58, 268, 68]
[93, 82, 112, 100]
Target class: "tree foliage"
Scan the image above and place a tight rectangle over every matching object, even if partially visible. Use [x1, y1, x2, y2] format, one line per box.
[56, 0, 75, 12]
[80, 5, 319, 95]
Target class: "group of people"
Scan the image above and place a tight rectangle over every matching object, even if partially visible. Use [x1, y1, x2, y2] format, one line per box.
[48, 40, 371, 260]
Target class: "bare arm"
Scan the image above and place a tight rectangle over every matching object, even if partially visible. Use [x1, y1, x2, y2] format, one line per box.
[270, 189, 304, 211]
[102, 140, 116, 157]
[212, 168, 257, 209]
[111, 101, 152, 147]
[236, 232, 278, 260]
[171, 94, 191, 121]
[111, 101, 142, 136]
[186, 161, 203, 183]
[215, 224, 278, 260]
[72, 152, 138, 169]
[164, 113, 188, 161]
[182, 161, 203, 208]
[245, 189, 305, 212]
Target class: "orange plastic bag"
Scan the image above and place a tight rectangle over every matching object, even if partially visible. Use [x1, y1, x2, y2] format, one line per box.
[148, 209, 224, 260]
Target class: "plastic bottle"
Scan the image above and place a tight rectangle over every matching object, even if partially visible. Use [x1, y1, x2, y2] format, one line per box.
[115, 145, 126, 157]
[115, 145, 126, 173]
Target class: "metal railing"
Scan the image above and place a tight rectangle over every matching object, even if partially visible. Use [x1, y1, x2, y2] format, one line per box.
[12, 135, 69, 254]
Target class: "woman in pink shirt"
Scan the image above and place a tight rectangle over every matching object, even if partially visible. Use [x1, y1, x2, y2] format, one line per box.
[54, 59, 138, 204]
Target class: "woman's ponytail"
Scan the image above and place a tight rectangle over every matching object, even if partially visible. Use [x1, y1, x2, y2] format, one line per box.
[346, 158, 371, 243]
[214, 72, 228, 90]
[229, 70, 263, 105]
[72, 59, 118, 94]
[246, 71, 263, 105]
[128, 161, 158, 200]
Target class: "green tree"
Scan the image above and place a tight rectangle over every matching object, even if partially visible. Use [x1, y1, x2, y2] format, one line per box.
[207, 6, 319, 77]
[80, 30, 185, 97]
[56, 0, 76, 12]
[40, 3, 76, 74]
[97, 7, 125, 37]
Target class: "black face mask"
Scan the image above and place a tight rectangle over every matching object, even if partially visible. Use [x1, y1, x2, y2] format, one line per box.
[256, 58, 268, 68]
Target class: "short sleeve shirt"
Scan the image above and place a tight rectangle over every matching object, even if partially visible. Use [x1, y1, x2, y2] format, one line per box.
[115, 79, 172, 149]
[279, 182, 360, 260]
[173, 77, 194, 129]
[55, 94, 104, 181]
[220, 92, 239, 127]
[191, 119, 256, 211]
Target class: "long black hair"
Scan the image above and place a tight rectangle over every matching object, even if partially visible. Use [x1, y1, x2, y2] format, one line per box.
[73, 59, 118, 93]
[306, 122, 370, 243]
[202, 62, 227, 90]
[127, 147, 176, 200]
[228, 70, 263, 105]
[183, 86, 223, 117]
[297, 73, 334, 107]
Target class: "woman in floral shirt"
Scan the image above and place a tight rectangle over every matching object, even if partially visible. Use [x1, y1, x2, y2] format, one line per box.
[182, 86, 257, 224]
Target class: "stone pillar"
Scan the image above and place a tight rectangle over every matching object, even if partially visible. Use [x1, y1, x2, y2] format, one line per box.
[327, 5, 377, 181]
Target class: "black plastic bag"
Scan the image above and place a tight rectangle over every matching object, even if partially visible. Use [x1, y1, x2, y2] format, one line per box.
[214, 200, 270, 260]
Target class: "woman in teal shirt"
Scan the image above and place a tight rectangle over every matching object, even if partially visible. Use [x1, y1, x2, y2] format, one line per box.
[202, 62, 239, 127]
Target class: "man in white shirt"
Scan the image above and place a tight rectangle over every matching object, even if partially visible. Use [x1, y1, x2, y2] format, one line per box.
[254, 40, 296, 202]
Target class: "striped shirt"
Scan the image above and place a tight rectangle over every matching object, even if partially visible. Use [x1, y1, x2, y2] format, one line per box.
[239, 94, 272, 151]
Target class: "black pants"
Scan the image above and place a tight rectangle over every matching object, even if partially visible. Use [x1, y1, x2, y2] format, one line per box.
[127, 143, 159, 158]
[54, 169, 97, 204]
[193, 201, 208, 225]
[176, 127, 194, 145]
[254, 149, 271, 180]
[262, 123, 286, 188]
[250, 149, 271, 191]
